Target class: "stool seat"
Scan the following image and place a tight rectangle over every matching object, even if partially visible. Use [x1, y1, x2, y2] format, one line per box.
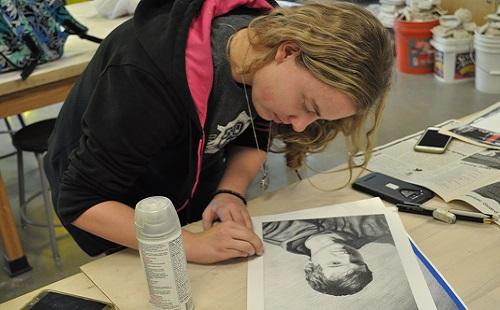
[12, 119, 56, 153]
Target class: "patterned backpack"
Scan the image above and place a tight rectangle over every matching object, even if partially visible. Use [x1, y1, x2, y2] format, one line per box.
[0, 0, 101, 80]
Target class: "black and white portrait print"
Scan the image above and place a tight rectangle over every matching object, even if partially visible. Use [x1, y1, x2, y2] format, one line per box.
[261, 214, 418, 310]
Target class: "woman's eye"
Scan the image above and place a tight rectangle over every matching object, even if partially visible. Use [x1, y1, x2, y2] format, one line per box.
[304, 105, 315, 115]
[304, 103, 319, 117]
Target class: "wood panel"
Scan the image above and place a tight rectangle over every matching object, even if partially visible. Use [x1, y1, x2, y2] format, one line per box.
[0, 77, 77, 118]
[0, 175, 24, 260]
[441, 0, 498, 25]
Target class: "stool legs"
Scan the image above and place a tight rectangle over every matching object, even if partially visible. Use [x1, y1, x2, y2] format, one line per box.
[16, 150, 27, 228]
[35, 153, 60, 262]
[16, 148, 61, 262]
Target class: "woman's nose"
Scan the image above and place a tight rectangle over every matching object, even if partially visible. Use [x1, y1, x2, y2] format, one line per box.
[290, 114, 317, 132]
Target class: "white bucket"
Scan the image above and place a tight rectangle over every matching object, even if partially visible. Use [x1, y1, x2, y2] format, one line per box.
[430, 36, 474, 83]
[474, 32, 500, 94]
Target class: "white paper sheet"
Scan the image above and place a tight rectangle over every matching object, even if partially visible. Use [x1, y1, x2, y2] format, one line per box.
[248, 198, 436, 310]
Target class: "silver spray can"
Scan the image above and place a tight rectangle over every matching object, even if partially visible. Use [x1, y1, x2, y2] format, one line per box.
[135, 196, 194, 310]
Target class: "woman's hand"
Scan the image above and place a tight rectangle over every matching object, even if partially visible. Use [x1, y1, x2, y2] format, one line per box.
[182, 222, 263, 264]
[202, 193, 252, 230]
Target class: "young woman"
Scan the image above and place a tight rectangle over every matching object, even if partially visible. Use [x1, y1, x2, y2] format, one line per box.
[44, 0, 393, 264]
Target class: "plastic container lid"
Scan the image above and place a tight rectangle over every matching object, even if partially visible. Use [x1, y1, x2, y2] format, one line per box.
[135, 196, 180, 238]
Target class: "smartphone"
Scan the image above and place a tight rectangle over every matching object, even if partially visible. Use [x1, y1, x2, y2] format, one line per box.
[414, 127, 452, 154]
[352, 172, 434, 205]
[22, 290, 114, 310]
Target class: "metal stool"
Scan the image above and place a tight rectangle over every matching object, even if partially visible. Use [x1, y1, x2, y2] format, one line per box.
[11, 118, 60, 262]
[1, 116, 25, 160]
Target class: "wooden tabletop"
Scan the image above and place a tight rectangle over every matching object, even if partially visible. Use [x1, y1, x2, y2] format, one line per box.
[2, 159, 499, 308]
[77, 167, 500, 310]
[5, 172, 499, 309]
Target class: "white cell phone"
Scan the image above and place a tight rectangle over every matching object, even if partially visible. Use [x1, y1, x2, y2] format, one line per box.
[414, 127, 452, 154]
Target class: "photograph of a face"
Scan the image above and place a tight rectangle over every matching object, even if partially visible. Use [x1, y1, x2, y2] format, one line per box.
[262, 215, 416, 309]
[248, 199, 436, 310]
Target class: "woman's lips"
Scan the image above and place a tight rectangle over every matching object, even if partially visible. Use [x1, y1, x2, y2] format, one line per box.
[274, 113, 291, 124]
[273, 113, 288, 124]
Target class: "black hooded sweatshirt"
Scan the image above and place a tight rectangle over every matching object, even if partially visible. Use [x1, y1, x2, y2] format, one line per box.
[44, 0, 276, 256]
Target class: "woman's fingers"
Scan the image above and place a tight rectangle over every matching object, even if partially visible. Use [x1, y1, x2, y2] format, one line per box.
[216, 222, 263, 255]
[217, 207, 252, 229]
[223, 222, 263, 255]
[202, 208, 216, 230]
[229, 207, 253, 229]
[185, 221, 264, 264]
[202, 194, 253, 229]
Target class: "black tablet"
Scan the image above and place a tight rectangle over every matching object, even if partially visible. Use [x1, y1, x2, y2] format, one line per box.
[22, 290, 114, 310]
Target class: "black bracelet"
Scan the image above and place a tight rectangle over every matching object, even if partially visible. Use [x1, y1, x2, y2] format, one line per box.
[212, 189, 247, 205]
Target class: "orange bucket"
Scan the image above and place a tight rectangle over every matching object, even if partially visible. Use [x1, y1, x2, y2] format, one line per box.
[394, 19, 440, 74]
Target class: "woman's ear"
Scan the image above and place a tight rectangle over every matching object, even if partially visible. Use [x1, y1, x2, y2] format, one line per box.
[275, 42, 300, 63]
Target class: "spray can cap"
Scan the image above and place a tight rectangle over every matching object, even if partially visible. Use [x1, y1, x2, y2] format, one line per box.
[135, 196, 180, 238]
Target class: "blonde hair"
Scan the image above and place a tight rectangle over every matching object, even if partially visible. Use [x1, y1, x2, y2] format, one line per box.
[245, 2, 393, 178]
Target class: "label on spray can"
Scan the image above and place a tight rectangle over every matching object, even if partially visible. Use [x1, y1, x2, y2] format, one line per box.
[138, 235, 193, 309]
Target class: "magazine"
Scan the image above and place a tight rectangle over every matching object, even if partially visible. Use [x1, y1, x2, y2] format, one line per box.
[439, 102, 500, 150]
[360, 120, 500, 216]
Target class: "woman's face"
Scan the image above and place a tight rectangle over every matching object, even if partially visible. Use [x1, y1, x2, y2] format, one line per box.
[250, 45, 358, 132]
